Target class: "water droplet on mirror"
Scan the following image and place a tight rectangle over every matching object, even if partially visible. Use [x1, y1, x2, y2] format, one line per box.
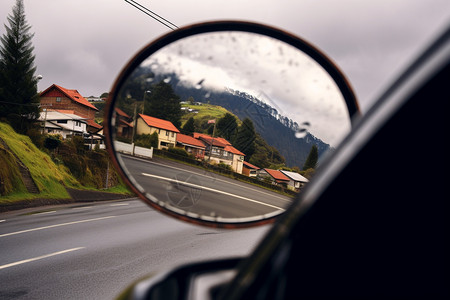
[163, 76, 172, 83]
[195, 79, 205, 90]
[295, 122, 311, 138]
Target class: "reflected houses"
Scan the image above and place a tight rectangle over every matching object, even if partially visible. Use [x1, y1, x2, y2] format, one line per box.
[194, 133, 245, 174]
[114, 108, 134, 140]
[136, 114, 180, 149]
[176, 133, 206, 160]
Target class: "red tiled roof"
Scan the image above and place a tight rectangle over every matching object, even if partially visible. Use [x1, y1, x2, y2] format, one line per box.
[40, 84, 98, 111]
[177, 134, 206, 148]
[86, 119, 102, 129]
[224, 145, 245, 156]
[243, 161, 259, 170]
[264, 169, 290, 182]
[193, 133, 230, 147]
[115, 107, 130, 118]
[139, 114, 180, 133]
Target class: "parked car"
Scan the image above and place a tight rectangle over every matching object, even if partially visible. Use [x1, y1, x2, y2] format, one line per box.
[105, 21, 448, 299]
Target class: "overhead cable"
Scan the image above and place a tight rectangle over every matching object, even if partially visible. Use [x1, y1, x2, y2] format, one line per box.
[124, 0, 178, 31]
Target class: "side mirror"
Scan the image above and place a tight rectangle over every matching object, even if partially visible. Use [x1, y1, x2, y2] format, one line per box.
[117, 258, 241, 300]
[105, 21, 359, 228]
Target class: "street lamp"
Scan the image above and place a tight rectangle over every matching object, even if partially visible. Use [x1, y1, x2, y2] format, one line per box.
[141, 90, 151, 114]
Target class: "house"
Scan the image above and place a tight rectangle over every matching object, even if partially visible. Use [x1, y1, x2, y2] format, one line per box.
[176, 133, 206, 159]
[194, 133, 245, 174]
[38, 109, 88, 139]
[136, 114, 180, 149]
[257, 168, 290, 186]
[114, 108, 134, 139]
[242, 161, 259, 177]
[280, 170, 309, 191]
[39, 84, 98, 123]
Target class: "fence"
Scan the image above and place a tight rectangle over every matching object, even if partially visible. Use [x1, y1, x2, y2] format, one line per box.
[114, 141, 153, 159]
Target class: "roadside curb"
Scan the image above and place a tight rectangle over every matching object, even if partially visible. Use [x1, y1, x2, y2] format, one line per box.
[0, 188, 134, 213]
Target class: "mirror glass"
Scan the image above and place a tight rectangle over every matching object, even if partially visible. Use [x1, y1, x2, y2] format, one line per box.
[108, 30, 351, 224]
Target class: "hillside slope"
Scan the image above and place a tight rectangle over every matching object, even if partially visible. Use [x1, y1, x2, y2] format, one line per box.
[0, 122, 80, 201]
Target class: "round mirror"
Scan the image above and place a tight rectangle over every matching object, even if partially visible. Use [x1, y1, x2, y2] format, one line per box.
[105, 21, 359, 228]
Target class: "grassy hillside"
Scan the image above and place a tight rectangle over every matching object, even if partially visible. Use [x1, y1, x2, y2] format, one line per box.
[0, 122, 81, 202]
[180, 103, 241, 128]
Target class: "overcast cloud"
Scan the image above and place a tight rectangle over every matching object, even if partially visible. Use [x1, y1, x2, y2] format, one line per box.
[0, 0, 449, 112]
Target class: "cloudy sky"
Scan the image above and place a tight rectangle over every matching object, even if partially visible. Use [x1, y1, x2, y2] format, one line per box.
[1, 0, 449, 113]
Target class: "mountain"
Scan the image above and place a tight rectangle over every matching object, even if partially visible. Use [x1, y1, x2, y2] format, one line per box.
[122, 69, 331, 168]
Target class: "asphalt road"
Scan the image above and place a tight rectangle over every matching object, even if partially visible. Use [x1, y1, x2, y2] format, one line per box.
[119, 154, 293, 221]
[0, 199, 270, 299]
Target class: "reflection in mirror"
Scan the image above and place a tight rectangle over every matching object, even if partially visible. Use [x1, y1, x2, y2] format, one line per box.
[109, 31, 351, 224]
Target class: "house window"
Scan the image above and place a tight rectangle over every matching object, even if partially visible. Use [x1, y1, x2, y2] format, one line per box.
[57, 120, 67, 124]
[171, 132, 174, 137]
[166, 131, 169, 136]
[56, 97, 61, 102]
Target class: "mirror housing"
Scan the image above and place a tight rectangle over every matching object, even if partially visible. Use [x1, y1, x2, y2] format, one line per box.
[105, 21, 359, 228]
[117, 258, 241, 300]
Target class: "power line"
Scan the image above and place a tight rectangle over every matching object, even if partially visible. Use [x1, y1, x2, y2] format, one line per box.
[124, 0, 178, 31]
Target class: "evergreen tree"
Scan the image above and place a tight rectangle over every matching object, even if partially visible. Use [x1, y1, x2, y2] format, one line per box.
[234, 117, 256, 159]
[303, 144, 318, 170]
[144, 80, 181, 128]
[182, 116, 195, 135]
[216, 113, 237, 142]
[0, 0, 39, 133]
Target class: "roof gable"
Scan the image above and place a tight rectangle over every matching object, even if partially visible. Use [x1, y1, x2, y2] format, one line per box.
[280, 170, 309, 182]
[264, 169, 290, 181]
[40, 84, 98, 111]
[139, 114, 180, 133]
[243, 161, 259, 170]
[177, 133, 206, 148]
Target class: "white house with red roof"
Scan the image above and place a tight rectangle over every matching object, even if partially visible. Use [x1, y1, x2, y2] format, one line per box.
[39, 84, 101, 133]
[194, 133, 245, 174]
[257, 168, 291, 186]
[136, 114, 180, 149]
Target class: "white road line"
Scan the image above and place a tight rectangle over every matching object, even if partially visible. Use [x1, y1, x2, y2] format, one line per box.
[34, 210, 57, 215]
[0, 220, 5, 223]
[142, 173, 284, 211]
[124, 155, 289, 202]
[110, 203, 129, 207]
[0, 247, 85, 270]
[72, 206, 93, 210]
[0, 216, 116, 238]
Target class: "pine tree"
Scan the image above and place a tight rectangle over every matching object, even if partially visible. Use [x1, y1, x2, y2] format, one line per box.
[0, 0, 39, 133]
[234, 118, 256, 159]
[182, 117, 195, 135]
[303, 144, 318, 170]
[216, 113, 237, 142]
[144, 80, 181, 128]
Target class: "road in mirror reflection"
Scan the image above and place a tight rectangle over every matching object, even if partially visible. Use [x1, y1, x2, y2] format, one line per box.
[110, 30, 351, 223]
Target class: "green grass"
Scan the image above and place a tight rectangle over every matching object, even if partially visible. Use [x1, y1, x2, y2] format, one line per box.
[180, 103, 241, 127]
[0, 122, 81, 202]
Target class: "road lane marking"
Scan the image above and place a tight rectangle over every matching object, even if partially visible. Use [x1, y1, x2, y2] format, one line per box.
[0, 247, 85, 270]
[110, 203, 129, 207]
[0, 220, 5, 223]
[34, 210, 57, 215]
[123, 155, 289, 202]
[0, 216, 116, 238]
[72, 206, 93, 210]
[142, 173, 284, 211]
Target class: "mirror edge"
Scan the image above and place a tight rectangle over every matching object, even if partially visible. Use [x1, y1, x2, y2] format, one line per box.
[104, 20, 360, 229]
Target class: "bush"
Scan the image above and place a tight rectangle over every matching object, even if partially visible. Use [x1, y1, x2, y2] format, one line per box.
[135, 132, 158, 149]
[167, 147, 189, 157]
